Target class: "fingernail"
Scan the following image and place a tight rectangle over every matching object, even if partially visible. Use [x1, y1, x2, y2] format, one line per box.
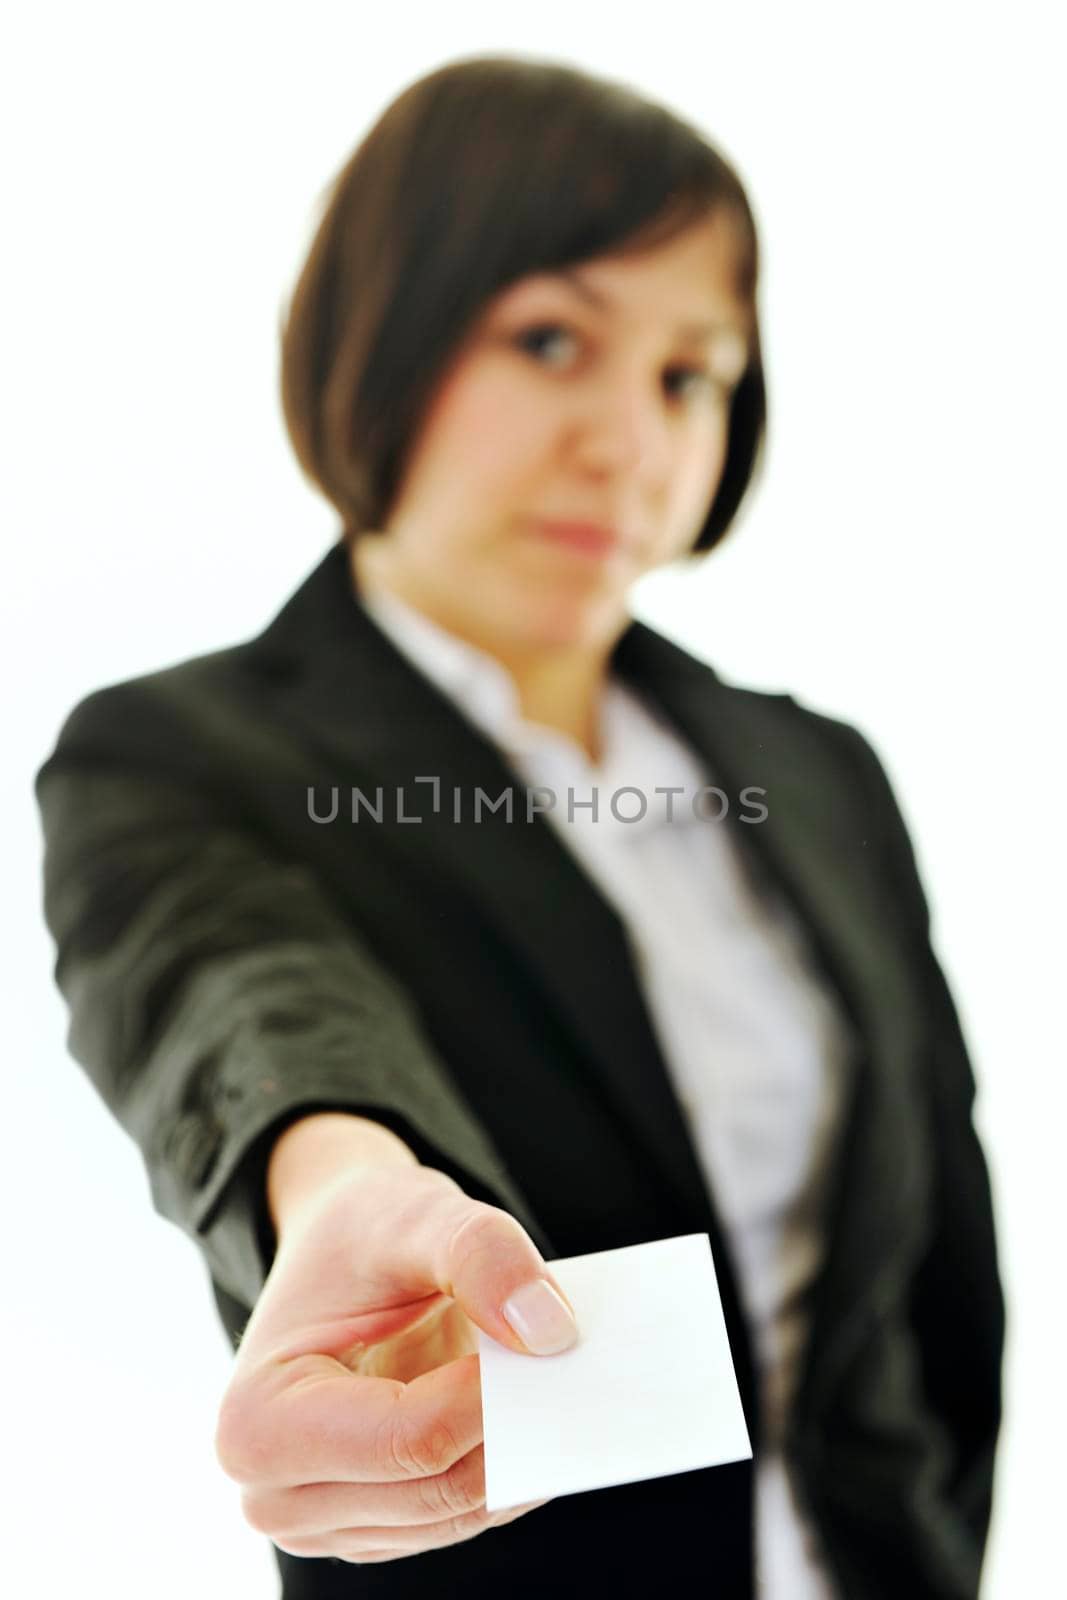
[501, 1279, 579, 1355]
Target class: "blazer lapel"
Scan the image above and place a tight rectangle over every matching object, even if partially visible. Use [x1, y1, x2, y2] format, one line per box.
[254, 542, 925, 1418]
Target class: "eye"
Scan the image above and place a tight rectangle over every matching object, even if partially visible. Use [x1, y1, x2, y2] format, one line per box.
[664, 366, 727, 402]
[511, 321, 739, 404]
[513, 321, 580, 366]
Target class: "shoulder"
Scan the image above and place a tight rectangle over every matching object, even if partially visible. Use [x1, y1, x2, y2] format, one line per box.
[622, 617, 886, 782]
[35, 637, 285, 792]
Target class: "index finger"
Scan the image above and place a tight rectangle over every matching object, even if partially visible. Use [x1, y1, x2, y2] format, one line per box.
[218, 1350, 485, 1490]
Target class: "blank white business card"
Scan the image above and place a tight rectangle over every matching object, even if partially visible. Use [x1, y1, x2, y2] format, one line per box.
[477, 1232, 752, 1512]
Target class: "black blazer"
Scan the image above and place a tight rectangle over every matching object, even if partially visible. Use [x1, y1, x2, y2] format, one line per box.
[35, 541, 1003, 1599]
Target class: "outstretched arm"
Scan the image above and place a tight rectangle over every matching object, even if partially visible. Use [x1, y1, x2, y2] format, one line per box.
[34, 686, 547, 1314]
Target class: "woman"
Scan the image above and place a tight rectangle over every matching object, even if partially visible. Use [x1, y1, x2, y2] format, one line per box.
[35, 54, 1003, 1599]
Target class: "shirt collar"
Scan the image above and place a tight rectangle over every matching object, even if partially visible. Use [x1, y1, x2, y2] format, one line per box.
[358, 582, 710, 836]
[358, 583, 603, 762]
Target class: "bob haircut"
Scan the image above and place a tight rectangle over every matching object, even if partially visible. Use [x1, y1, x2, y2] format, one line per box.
[280, 54, 767, 558]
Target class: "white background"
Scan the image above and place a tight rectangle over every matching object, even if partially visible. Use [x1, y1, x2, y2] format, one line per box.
[3, 4, 1063, 1594]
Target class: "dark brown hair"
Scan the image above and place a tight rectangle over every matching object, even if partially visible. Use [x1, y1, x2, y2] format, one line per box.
[280, 54, 766, 557]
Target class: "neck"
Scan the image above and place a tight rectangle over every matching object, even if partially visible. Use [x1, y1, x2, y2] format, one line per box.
[349, 537, 623, 765]
[502, 650, 612, 764]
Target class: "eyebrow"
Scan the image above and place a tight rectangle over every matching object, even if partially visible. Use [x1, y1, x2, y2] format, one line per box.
[548, 266, 748, 344]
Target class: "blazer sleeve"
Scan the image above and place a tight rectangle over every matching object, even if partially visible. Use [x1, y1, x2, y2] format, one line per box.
[34, 687, 551, 1318]
[842, 722, 1006, 1561]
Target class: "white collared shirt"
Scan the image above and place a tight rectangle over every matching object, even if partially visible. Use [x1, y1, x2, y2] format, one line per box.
[359, 584, 855, 1598]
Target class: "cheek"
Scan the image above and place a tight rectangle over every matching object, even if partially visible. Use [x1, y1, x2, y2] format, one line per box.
[646, 426, 729, 561]
[677, 419, 730, 508]
[429, 366, 548, 481]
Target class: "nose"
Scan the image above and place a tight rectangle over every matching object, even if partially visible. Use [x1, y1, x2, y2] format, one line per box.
[570, 368, 675, 482]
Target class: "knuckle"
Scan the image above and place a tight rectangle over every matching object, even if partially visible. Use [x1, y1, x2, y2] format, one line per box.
[416, 1164, 464, 1198]
[418, 1454, 482, 1519]
[271, 1531, 330, 1559]
[449, 1203, 526, 1273]
[213, 1393, 258, 1483]
[377, 1406, 461, 1480]
[448, 1508, 489, 1542]
[238, 1486, 285, 1537]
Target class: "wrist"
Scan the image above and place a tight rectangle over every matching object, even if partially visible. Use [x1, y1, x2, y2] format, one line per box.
[266, 1112, 420, 1240]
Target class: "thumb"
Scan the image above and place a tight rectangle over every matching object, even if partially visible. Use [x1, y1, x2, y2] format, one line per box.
[432, 1199, 580, 1357]
[250, 1165, 581, 1363]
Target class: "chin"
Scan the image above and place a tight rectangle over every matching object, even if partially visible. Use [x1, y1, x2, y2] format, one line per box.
[522, 597, 626, 652]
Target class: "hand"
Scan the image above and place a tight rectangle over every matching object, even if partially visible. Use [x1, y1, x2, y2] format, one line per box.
[214, 1164, 579, 1564]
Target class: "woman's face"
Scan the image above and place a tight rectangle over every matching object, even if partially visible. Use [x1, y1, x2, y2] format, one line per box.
[356, 210, 752, 659]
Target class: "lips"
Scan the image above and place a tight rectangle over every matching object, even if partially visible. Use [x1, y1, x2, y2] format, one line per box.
[526, 517, 623, 555]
